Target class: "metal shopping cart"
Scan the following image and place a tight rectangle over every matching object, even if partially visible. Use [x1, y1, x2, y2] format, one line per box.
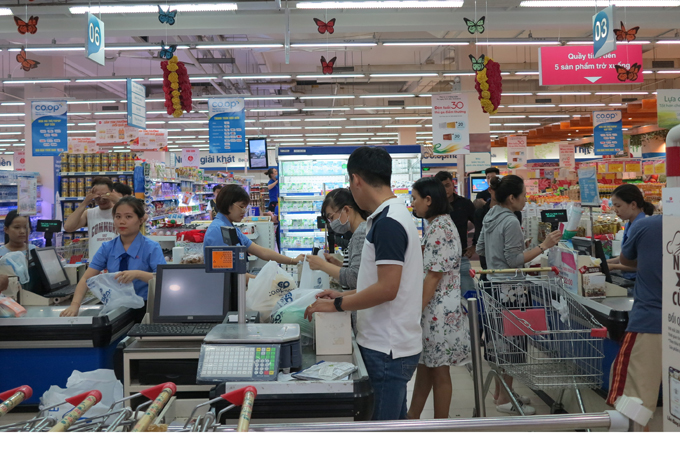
[56, 239, 89, 264]
[471, 267, 607, 416]
[181, 386, 257, 433]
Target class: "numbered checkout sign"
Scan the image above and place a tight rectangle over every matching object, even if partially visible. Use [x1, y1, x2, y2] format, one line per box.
[85, 13, 105, 66]
[592, 5, 616, 59]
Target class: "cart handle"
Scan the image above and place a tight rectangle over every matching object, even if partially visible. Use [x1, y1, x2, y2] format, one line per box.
[221, 386, 258, 407]
[131, 383, 177, 433]
[591, 327, 608, 338]
[49, 390, 103, 432]
[469, 266, 559, 278]
[0, 386, 33, 418]
[236, 387, 257, 433]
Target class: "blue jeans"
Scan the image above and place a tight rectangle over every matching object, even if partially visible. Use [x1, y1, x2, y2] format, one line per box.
[359, 345, 420, 421]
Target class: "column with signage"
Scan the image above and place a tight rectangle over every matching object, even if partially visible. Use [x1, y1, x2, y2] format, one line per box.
[663, 188, 680, 431]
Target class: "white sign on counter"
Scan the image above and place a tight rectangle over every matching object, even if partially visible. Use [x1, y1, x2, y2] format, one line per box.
[663, 187, 680, 432]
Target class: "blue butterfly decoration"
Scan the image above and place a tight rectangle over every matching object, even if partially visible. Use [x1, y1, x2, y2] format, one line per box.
[159, 41, 177, 60]
[158, 5, 177, 25]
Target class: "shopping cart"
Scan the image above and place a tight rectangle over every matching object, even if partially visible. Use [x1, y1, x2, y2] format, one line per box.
[470, 266, 607, 416]
[181, 386, 257, 432]
[56, 239, 89, 264]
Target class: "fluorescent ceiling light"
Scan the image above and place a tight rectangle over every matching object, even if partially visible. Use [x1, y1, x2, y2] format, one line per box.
[594, 92, 648, 95]
[370, 73, 438, 77]
[4, 79, 70, 84]
[291, 43, 376, 48]
[342, 133, 375, 136]
[492, 115, 526, 118]
[299, 95, 355, 100]
[250, 108, 298, 112]
[302, 107, 350, 111]
[94, 111, 127, 115]
[490, 130, 516, 133]
[354, 107, 403, 110]
[360, 94, 416, 98]
[296, 1, 464, 8]
[70, 3, 237, 14]
[68, 130, 96, 134]
[507, 104, 556, 108]
[188, 77, 217, 81]
[67, 100, 116, 104]
[297, 74, 365, 79]
[8, 47, 82, 52]
[658, 70, 680, 74]
[345, 125, 383, 128]
[196, 44, 282, 49]
[304, 118, 346, 121]
[515, 71, 540, 75]
[529, 115, 570, 118]
[0, 113, 24, 116]
[567, 40, 651, 45]
[264, 127, 303, 130]
[658, 40, 680, 44]
[521, 1, 679, 6]
[536, 92, 590, 96]
[1, 102, 24, 106]
[305, 126, 342, 129]
[609, 103, 624, 106]
[146, 121, 166, 124]
[339, 137, 370, 140]
[503, 123, 541, 126]
[405, 106, 431, 110]
[376, 132, 399, 135]
[384, 124, 422, 128]
[223, 75, 291, 80]
[383, 42, 468, 46]
[501, 93, 533, 96]
[247, 96, 296, 101]
[305, 134, 338, 136]
[75, 79, 128, 83]
[350, 117, 392, 120]
[108, 46, 184, 51]
[259, 119, 302, 122]
[0, 8, 12, 15]
[443, 72, 476, 76]
[477, 41, 560, 46]
[77, 122, 96, 126]
[395, 116, 430, 120]
[559, 103, 605, 107]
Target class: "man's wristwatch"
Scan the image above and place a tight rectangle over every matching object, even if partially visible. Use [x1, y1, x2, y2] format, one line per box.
[334, 297, 344, 312]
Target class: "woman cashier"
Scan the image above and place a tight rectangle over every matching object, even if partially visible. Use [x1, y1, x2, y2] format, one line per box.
[61, 197, 166, 318]
[204, 184, 304, 266]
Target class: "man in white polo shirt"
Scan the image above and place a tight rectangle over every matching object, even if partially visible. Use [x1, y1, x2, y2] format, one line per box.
[305, 146, 423, 421]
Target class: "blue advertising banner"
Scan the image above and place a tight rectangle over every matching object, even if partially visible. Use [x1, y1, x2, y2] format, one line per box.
[127, 79, 146, 129]
[593, 110, 623, 156]
[31, 100, 67, 156]
[208, 98, 246, 154]
[578, 167, 601, 207]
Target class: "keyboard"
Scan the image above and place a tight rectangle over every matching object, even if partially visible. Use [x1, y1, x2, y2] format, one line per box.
[128, 323, 218, 338]
[44, 284, 78, 298]
[610, 275, 635, 288]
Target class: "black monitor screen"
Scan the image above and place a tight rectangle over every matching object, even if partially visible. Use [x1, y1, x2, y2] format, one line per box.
[34, 247, 70, 291]
[247, 138, 269, 170]
[471, 177, 489, 193]
[571, 237, 612, 283]
[541, 209, 568, 224]
[153, 265, 230, 323]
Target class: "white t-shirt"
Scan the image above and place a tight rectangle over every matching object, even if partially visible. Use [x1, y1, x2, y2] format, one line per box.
[356, 197, 423, 359]
[87, 207, 115, 260]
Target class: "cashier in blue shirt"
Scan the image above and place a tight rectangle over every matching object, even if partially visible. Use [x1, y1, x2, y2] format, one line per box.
[265, 168, 279, 212]
[204, 184, 303, 266]
[607, 184, 654, 279]
[61, 197, 166, 317]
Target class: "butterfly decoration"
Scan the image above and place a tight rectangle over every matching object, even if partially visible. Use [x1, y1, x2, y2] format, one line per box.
[313, 17, 336, 34]
[14, 16, 38, 35]
[16, 47, 39, 72]
[615, 62, 641, 82]
[469, 54, 486, 72]
[159, 41, 177, 60]
[158, 5, 177, 25]
[464, 16, 485, 34]
[613, 21, 639, 42]
[321, 56, 337, 75]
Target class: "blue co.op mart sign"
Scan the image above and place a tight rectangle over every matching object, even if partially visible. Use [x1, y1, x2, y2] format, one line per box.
[31, 100, 67, 157]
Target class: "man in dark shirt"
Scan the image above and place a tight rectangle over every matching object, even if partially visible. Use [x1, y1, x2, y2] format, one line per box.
[475, 167, 500, 202]
[434, 171, 476, 295]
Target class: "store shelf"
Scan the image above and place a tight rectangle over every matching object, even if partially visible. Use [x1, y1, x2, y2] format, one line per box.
[281, 211, 318, 215]
[149, 178, 196, 184]
[60, 197, 86, 201]
[151, 196, 179, 202]
[282, 228, 322, 233]
[150, 210, 208, 221]
[60, 171, 133, 176]
[147, 236, 177, 242]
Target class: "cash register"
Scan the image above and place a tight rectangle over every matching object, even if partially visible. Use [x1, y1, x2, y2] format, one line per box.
[196, 226, 302, 384]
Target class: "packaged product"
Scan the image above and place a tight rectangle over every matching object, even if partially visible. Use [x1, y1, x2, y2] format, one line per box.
[0, 296, 26, 318]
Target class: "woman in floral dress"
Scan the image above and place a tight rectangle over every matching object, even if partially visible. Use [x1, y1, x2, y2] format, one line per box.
[407, 177, 471, 419]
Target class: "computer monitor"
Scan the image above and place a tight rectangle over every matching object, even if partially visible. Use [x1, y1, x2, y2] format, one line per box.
[31, 247, 71, 292]
[247, 138, 269, 170]
[471, 177, 489, 194]
[153, 264, 232, 323]
[571, 237, 612, 283]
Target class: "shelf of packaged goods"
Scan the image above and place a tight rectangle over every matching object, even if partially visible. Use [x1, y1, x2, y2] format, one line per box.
[151, 196, 179, 202]
[280, 211, 318, 216]
[150, 210, 208, 221]
[60, 172, 134, 176]
[149, 178, 196, 184]
[281, 229, 322, 234]
[280, 194, 325, 199]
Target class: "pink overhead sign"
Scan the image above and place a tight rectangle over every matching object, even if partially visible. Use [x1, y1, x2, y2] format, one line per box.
[539, 45, 644, 86]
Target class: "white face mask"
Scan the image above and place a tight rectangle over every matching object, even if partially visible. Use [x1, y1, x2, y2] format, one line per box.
[330, 209, 350, 234]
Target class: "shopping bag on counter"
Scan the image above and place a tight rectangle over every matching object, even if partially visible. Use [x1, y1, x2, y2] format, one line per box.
[40, 369, 123, 423]
[0, 251, 30, 284]
[86, 273, 145, 316]
[271, 288, 319, 339]
[245, 261, 297, 322]
[299, 255, 330, 290]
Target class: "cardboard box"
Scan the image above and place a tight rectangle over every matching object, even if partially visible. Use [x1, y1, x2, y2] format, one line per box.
[314, 312, 352, 355]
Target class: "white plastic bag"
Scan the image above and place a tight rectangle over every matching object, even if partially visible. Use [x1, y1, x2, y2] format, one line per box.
[0, 251, 29, 284]
[87, 273, 144, 316]
[299, 255, 330, 290]
[245, 261, 297, 322]
[40, 369, 123, 423]
[271, 288, 319, 339]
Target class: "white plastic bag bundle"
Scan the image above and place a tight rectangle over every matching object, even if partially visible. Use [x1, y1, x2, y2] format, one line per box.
[299, 255, 330, 290]
[0, 251, 29, 284]
[40, 369, 123, 423]
[271, 288, 319, 339]
[245, 261, 297, 322]
[87, 273, 145, 316]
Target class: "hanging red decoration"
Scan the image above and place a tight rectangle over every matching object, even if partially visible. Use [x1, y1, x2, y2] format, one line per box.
[321, 56, 336, 75]
[14, 16, 38, 35]
[161, 56, 192, 117]
[474, 56, 502, 115]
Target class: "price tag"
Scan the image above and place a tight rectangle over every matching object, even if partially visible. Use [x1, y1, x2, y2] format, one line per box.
[212, 250, 234, 270]
[86, 13, 105, 66]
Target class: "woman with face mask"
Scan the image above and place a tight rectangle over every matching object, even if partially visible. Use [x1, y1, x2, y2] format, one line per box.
[306, 188, 368, 290]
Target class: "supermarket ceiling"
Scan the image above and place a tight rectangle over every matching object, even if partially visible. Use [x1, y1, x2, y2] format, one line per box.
[0, 0, 679, 152]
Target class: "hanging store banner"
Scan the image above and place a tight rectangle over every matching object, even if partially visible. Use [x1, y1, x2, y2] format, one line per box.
[31, 100, 67, 157]
[15, 149, 25, 171]
[181, 148, 200, 168]
[558, 143, 576, 170]
[85, 13, 105, 66]
[130, 129, 168, 152]
[578, 166, 601, 207]
[208, 98, 246, 154]
[506, 135, 527, 170]
[592, 5, 616, 59]
[95, 120, 139, 147]
[68, 137, 97, 154]
[464, 152, 491, 173]
[657, 89, 680, 130]
[593, 110, 623, 156]
[18, 175, 37, 216]
[539, 45, 643, 86]
[126, 78, 146, 130]
[431, 92, 470, 160]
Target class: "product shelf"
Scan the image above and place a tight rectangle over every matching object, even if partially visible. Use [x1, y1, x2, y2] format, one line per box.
[60, 171, 134, 176]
